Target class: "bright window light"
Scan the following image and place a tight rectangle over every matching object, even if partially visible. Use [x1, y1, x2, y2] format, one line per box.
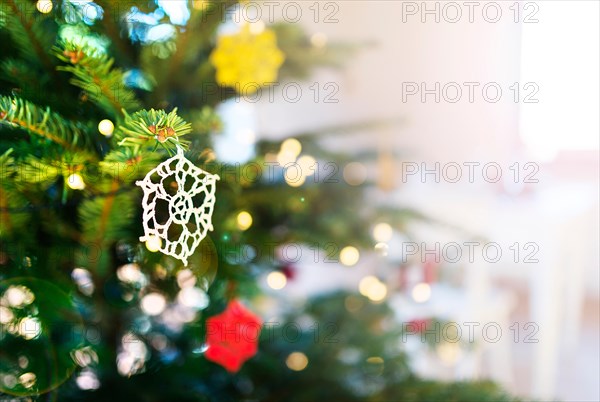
[519, 1, 599, 160]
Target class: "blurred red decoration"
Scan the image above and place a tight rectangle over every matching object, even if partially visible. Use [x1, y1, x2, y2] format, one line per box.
[407, 318, 430, 333]
[423, 256, 439, 284]
[205, 300, 262, 373]
[281, 264, 296, 280]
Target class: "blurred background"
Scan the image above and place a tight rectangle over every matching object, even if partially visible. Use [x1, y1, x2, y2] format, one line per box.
[224, 1, 599, 400]
[1, 0, 598, 401]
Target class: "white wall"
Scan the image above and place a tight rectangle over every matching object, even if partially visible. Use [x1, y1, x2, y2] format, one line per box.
[257, 0, 522, 163]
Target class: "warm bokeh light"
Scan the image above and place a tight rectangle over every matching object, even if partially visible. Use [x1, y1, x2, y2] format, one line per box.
[276, 150, 297, 166]
[285, 171, 306, 187]
[236, 211, 253, 231]
[340, 246, 360, 266]
[145, 235, 162, 252]
[98, 119, 115, 137]
[365, 356, 385, 375]
[310, 32, 328, 48]
[76, 369, 100, 390]
[177, 287, 209, 310]
[359, 276, 379, 296]
[36, 0, 52, 14]
[192, 0, 210, 10]
[19, 372, 36, 389]
[374, 242, 389, 257]
[281, 138, 302, 157]
[176, 269, 197, 288]
[72, 347, 99, 368]
[0, 306, 14, 324]
[140, 293, 167, 316]
[5, 285, 34, 307]
[266, 271, 287, 290]
[343, 162, 368, 186]
[372, 223, 393, 242]
[66, 173, 85, 190]
[366, 356, 384, 364]
[286, 352, 309, 371]
[117, 263, 144, 284]
[72, 268, 95, 296]
[437, 342, 462, 365]
[358, 276, 388, 302]
[411, 283, 432, 303]
[367, 282, 387, 302]
[296, 155, 317, 176]
[118, 333, 148, 376]
[19, 317, 42, 340]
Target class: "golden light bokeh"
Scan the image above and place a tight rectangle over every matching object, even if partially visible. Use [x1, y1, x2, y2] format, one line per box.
[145, 235, 162, 252]
[140, 292, 167, 316]
[411, 282, 432, 303]
[285, 172, 306, 187]
[343, 162, 368, 186]
[340, 246, 360, 266]
[66, 173, 85, 190]
[297, 155, 317, 176]
[286, 352, 309, 371]
[36, 0, 53, 14]
[372, 223, 393, 242]
[358, 276, 388, 302]
[98, 119, 115, 137]
[266, 271, 287, 290]
[281, 138, 302, 157]
[236, 211, 253, 231]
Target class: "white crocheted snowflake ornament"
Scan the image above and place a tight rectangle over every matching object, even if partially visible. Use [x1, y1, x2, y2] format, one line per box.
[136, 147, 219, 266]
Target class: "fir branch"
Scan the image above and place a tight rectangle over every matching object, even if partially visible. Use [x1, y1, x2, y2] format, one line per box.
[97, 180, 119, 242]
[1, 58, 53, 106]
[99, 148, 163, 184]
[79, 180, 136, 273]
[0, 96, 94, 151]
[115, 108, 192, 154]
[55, 42, 140, 118]
[0, 185, 136, 212]
[0, 149, 29, 238]
[1, 0, 56, 73]
[0, 149, 14, 180]
[16, 155, 61, 187]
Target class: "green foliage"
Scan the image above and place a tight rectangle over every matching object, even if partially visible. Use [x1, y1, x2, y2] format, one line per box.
[78, 187, 137, 274]
[55, 42, 140, 118]
[116, 108, 192, 153]
[0, 149, 29, 237]
[78, 189, 136, 244]
[0, 95, 94, 151]
[241, 292, 517, 402]
[189, 106, 223, 135]
[99, 148, 163, 184]
[0, 0, 56, 69]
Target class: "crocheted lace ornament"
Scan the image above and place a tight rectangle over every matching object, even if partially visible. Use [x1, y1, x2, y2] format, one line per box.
[136, 147, 219, 266]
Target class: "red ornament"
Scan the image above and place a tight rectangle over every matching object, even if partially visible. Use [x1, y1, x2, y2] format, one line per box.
[281, 264, 296, 280]
[205, 300, 262, 373]
[423, 256, 439, 284]
[407, 318, 430, 334]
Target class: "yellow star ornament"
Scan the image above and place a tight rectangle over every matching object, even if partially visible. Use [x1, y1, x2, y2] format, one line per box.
[210, 25, 285, 94]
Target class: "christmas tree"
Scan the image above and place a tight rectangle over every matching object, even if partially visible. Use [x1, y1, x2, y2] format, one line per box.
[0, 1, 516, 400]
